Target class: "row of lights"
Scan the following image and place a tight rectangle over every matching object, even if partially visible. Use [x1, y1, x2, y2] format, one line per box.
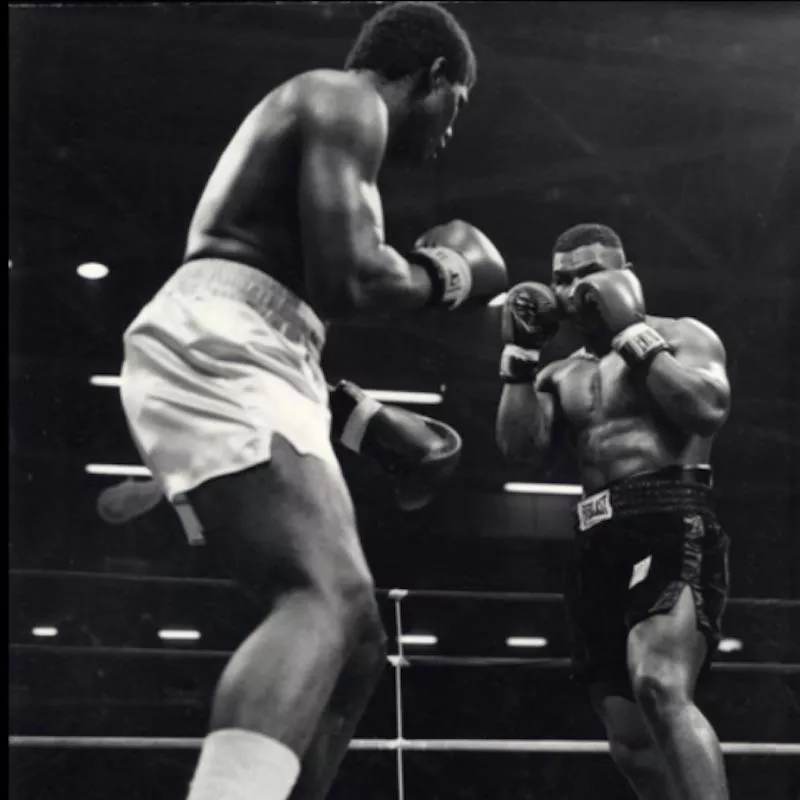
[85, 461, 581, 496]
[86, 373, 581, 493]
[28, 626, 745, 654]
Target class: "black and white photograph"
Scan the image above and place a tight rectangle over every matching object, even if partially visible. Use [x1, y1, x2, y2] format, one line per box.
[9, 3, 800, 798]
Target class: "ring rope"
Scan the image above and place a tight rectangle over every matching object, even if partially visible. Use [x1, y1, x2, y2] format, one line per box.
[9, 570, 799, 607]
[8, 736, 800, 756]
[10, 644, 799, 674]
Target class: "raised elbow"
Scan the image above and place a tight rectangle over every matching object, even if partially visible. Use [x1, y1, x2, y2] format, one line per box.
[307, 269, 371, 319]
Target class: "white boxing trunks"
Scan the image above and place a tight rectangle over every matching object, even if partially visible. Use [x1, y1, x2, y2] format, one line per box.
[120, 259, 336, 518]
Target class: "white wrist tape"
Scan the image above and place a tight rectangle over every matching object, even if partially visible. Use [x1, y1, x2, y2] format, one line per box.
[612, 322, 670, 363]
[339, 394, 383, 452]
[499, 344, 541, 383]
[416, 247, 473, 308]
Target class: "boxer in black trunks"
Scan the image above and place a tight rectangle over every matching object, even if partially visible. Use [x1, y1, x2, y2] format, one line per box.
[496, 223, 731, 800]
[117, 4, 506, 800]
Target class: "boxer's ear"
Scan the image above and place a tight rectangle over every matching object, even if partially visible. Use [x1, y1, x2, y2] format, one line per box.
[429, 56, 448, 88]
[414, 57, 447, 96]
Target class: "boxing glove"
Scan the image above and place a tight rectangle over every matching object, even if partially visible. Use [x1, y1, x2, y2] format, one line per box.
[570, 270, 672, 367]
[97, 477, 165, 524]
[499, 282, 561, 383]
[329, 380, 462, 510]
[410, 220, 508, 310]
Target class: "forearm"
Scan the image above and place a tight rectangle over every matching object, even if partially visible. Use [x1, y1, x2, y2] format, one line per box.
[642, 352, 728, 435]
[347, 246, 434, 315]
[496, 383, 553, 463]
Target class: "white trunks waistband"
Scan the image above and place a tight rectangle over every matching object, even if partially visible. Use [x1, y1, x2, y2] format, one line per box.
[159, 259, 327, 360]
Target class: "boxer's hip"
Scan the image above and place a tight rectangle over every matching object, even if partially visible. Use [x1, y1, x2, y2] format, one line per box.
[573, 465, 716, 534]
[119, 259, 337, 500]
[124, 259, 325, 380]
[568, 465, 728, 633]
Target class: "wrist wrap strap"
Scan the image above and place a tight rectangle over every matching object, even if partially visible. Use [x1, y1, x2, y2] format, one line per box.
[612, 322, 672, 367]
[411, 247, 473, 308]
[499, 344, 540, 383]
[337, 394, 383, 452]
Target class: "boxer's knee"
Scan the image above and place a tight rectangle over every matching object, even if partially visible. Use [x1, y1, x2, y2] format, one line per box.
[631, 664, 690, 726]
[341, 611, 388, 687]
[316, 560, 383, 653]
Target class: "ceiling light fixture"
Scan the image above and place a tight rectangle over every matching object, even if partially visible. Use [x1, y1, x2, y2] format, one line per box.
[85, 464, 152, 477]
[398, 634, 437, 646]
[158, 629, 201, 642]
[504, 482, 582, 496]
[506, 636, 548, 648]
[77, 262, 109, 280]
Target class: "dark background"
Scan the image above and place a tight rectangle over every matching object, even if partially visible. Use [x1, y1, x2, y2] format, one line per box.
[9, 3, 800, 798]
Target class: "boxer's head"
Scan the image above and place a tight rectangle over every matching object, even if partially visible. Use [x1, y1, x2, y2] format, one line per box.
[345, 2, 476, 164]
[551, 223, 630, 320]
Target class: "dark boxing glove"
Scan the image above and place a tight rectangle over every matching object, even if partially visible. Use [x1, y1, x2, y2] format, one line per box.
[409, 220, 508, 310]
[97, 477, 165, 524]
[570, 270, 672, 367]
[329, 380, 462, 511]
[499, 282, 561, 383]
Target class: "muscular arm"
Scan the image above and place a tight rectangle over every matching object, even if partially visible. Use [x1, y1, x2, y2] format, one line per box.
[298, 79, 433, 319]
[642, 318, 731, 436]
[496, 365, 562, 465]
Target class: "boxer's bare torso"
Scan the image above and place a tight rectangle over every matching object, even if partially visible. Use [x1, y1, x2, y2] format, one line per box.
[541, 315, 715, 492]
[184, 69, 385, 306]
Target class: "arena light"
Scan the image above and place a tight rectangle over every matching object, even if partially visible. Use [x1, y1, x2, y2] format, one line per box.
[89, 375, 122, 388]
[32, 627, 58, 638]
[365, 390, 443, 405]
[77, 262, 109, 280]
[506, 636, 548, 649]
[85, 464, 152, 477]
[718, 637, 744, 654]
[503, 482, 583, 496]
[158, 629, 201, 642]
[398, 634, 437, 646]
[488, 292, 507, 307]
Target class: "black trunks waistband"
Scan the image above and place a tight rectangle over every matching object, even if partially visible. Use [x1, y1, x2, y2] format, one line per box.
[575, 465, 714, 532]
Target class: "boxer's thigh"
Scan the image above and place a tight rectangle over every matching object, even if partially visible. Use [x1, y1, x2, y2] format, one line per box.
[188, 433, 373, 607]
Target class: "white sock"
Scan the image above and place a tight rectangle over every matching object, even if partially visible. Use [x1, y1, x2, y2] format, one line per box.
[186, 729, 301, 800]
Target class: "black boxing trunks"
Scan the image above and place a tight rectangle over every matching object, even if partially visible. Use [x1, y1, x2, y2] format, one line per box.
[565, 465, 730, 697]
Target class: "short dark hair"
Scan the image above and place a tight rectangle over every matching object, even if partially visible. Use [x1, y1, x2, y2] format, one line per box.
[552, 223, 624, 255]
[345, 2, 477, 88]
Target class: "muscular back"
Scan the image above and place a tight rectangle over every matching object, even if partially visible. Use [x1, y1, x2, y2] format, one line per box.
[184, 69, 382, 305]
[546, 316, 715, 491]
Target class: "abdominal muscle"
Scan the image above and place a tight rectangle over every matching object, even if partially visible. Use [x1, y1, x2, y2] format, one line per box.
[574, 415, 711, 493]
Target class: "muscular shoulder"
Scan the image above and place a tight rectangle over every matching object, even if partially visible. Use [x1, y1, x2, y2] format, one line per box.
[536, 357, 573, 391]
[294, 70, 388, 166]
[654, 316, 726, 362]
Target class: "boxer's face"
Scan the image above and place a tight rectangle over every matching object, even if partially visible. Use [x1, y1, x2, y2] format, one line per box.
[400, 59, 470, 164]
[551, 243, 629, 326]
[552, 262, 606, 321]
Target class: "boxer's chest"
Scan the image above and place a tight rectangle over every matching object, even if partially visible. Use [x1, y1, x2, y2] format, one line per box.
[557, 352, 640, 427]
